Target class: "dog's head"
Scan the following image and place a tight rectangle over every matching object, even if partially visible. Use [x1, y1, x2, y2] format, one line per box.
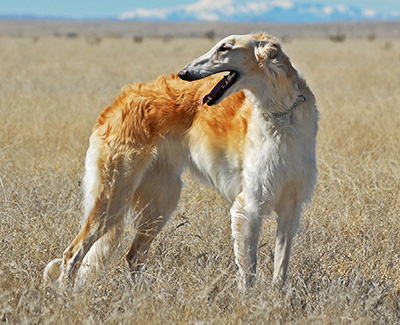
[178, 33, 298, 106]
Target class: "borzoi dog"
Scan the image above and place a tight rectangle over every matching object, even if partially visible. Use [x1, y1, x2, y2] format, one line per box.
[44, 33, 318, 290]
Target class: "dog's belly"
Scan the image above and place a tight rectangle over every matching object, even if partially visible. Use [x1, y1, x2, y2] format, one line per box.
[187, 146, 243, 203]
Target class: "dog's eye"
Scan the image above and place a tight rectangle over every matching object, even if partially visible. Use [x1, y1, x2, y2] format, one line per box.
[268, 49, 279, 60]
[219, 43, 233, 52]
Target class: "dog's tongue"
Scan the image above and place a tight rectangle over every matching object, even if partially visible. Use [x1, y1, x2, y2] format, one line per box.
[201, 76, 227, 106]
[201, 72, 237, 106]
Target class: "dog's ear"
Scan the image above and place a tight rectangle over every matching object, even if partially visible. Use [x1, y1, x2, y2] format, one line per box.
[254, 40, 281, 66]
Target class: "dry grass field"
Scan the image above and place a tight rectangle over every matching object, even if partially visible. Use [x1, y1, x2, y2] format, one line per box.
[0, 34, 399, 324]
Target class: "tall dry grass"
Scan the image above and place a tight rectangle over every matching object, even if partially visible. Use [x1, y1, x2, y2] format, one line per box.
[0, 36, 399, 324]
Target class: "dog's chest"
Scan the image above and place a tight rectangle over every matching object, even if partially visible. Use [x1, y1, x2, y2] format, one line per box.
[242, 117, 311, 199]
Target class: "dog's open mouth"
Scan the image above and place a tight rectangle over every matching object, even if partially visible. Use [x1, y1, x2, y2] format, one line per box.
[201, 71, 238, 106]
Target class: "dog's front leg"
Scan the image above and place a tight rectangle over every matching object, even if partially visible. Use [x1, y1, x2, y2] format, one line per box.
[230, 192, 262, 290]
[273, 191, 302, 286]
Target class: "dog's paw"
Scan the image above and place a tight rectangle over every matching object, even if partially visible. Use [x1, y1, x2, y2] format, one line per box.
[43, 258, 63, 285]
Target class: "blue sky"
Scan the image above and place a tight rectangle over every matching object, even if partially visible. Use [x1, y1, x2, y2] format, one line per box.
[1, 0, 399, 22]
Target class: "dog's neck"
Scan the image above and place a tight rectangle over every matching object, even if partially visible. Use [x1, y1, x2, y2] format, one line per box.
[246, 79, 307, 122]
[266, 93, 307, 119]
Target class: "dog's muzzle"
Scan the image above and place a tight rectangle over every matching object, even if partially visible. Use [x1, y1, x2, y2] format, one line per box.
[178, 68, 191, 80]
[178, 68, 210, 81]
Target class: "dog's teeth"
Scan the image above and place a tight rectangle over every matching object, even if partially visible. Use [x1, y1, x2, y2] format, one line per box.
[201, 95, 211, 106]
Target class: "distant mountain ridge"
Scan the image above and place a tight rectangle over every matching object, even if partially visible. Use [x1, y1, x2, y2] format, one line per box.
[119, 2, 400, 23]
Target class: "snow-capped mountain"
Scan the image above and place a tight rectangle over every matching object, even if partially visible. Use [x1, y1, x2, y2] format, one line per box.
[119, 1, 399, 23]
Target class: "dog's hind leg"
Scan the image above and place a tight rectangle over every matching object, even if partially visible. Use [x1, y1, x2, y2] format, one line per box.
[44, 142, 153, 288]
[126, 160, 183, 278]
[74, 140, 145, 286]
[230, 192, 263, 290]
[73, 139, 124, 285]
[273, 189, 302, 285]
[75, 224, 123, 286]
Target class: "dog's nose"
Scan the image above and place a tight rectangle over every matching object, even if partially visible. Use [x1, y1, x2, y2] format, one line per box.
[178, 68, 190, 80]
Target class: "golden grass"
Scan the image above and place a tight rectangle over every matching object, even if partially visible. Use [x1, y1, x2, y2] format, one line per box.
[1, 36, 399, 323]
